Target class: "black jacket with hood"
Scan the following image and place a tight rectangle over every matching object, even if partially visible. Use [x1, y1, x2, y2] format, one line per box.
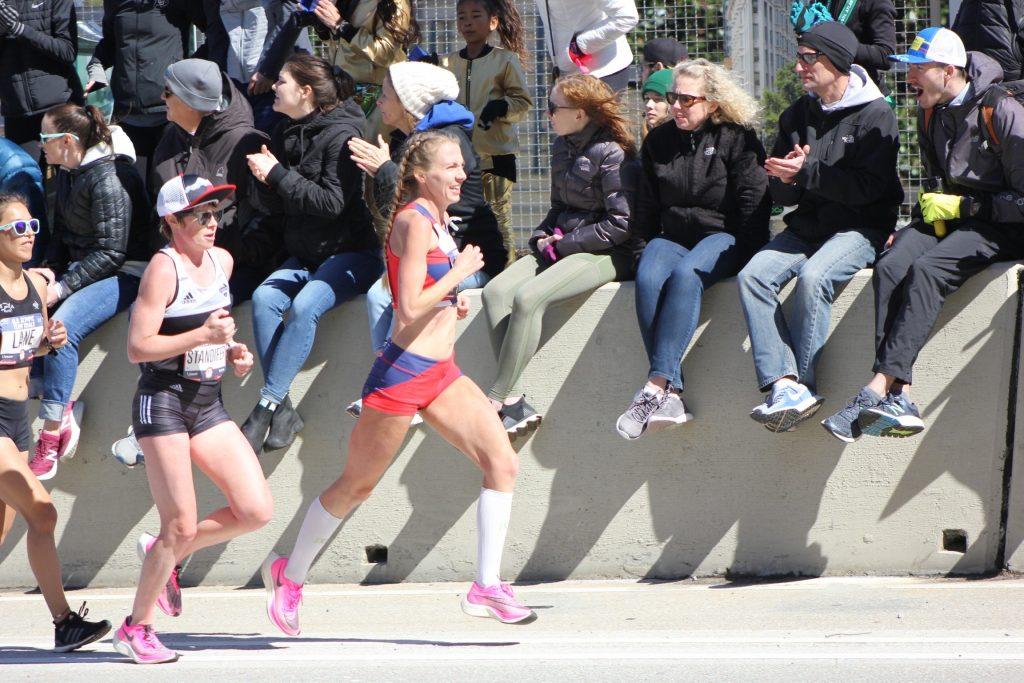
[771, 64, 903, 241]
[916, 51, 1024, 228]
[260, 99, 378, 266]
[634, 120, 770, 261]
[953, 0, 1024, 81]
[152, 73, 280, 273]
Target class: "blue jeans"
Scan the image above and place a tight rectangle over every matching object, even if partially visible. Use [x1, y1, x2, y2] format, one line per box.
[39, 273, 140, 421]
[635, 234, 741, 390]
[736, 229, 880, 392]
[252, 251, 383, 403]
[365, 270, 491, 353]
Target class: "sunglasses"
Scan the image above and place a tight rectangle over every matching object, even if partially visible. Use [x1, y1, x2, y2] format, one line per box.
[665, 92, 707, 107]
[796, 51, 825, 66]
[0, 218, 41, 236]
[39, 132, 80, 143]
[179, 209, 223, 225]
[547, 100, 576, 116]
[163, 87, 174, 98]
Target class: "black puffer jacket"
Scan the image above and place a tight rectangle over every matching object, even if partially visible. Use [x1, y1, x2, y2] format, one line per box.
[825, 0, 896, 84]
[0, 0, 82, 118]
[152, 73, 280, 272]
[953, 0, 1024, 81]
[634, 121, 770, 261]
[261, 99, 378, 266]
[46, 129, 152, 300]
[530, 122, 642, 261]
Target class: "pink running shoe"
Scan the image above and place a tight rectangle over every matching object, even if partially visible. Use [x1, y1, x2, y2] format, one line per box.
[57, 401, 84, 459]
[461, 582, 536, 624]
[137, 533, 182, 617]
[112, 617, 179, 664]
[29, 431, 61, 480]
[261, 552, 302, 636]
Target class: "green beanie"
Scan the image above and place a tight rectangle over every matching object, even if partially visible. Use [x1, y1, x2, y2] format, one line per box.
[642, 69, 674, 98]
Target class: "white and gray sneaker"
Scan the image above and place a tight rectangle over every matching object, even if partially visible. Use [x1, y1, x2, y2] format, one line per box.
[346, 398, 423, 426]
[647, 392, 694, 431]
[615, 387, 666, 440]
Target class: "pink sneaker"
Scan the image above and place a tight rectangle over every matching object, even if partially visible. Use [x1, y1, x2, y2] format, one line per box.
[137, 533, 182, 617]
[57, 400, 84, 459]
[112, 617, 179, 664]
[461, 582, 536, 624]
[28, 431, 61, 480]
[261, 552, 302, 636]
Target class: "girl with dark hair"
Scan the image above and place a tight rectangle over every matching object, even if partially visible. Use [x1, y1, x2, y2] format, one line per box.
[241, 54, 381, 455]
[0, 193, 112, 653]
[26, 103, 152, 481]
[481, 74, 642, 435]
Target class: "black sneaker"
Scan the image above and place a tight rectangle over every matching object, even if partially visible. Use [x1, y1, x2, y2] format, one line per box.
[54, 602, 111, 652]
[821, 387, 883, 443]
[264, 396, 304, 451]
[241, 403, 274, 456]
[499, 396, 542, 436]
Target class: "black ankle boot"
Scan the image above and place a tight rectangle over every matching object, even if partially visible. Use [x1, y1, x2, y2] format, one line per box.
[241, 403, 274, 456]
[264, 395, 304, 451]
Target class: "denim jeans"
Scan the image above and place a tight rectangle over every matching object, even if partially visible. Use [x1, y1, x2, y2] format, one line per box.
[365, 270, 491, 353]
[252, 250, 383, 403]
[736, 229, 880, 392]
[635, 234, 741, 391]
[39, 273, 141, 421]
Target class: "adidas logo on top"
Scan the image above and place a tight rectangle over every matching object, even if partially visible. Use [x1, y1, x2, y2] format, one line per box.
[170, 384, 183, 392]
[182, 291, 196, 304]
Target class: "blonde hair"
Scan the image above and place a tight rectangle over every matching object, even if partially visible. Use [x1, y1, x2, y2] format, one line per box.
[384, 129, 462, 252]
[673, 59, 761, 129]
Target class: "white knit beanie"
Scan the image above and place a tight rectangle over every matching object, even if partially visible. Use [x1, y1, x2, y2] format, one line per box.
[388, 62, 460, 120]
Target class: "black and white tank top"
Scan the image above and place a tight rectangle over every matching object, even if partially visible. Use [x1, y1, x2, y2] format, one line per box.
[143, 247, 232, 383]
[0, 273, 44, 369]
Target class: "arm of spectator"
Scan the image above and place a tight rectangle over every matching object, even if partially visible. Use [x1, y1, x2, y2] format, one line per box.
[728, 128, 771, 253]
[499, 57, 533, 124]
[14, 0, 76, 64]
[554, 145, 632, 256]
[86, 2, 115, 83]
[766, 113, 805, 206]
[55, 176, 130, 299]
[632, 138, 661, 242]
[985, 97, 1024, 224]
[373, 158, 400, 223]
[265, 137, 356, 218]
[855, 0, 897, 72]
[344, 7, 406, 68]
[258, 8, 306, 81]
[572, 0, 639, 56]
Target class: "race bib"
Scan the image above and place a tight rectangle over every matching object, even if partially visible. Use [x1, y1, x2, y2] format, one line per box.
[183, 343, 227, 381]
[0, 313, 43, 365]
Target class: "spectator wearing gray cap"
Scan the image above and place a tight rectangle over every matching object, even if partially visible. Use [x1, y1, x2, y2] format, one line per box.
[640, 37, 687, 83]
[152, 58, 281, 303]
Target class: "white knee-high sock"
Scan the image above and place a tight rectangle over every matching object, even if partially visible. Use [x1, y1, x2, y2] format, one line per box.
[284, 497, 342, 585]
[476, 488, 513, 587]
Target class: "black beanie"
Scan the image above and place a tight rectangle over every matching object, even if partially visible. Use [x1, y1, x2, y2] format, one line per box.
[797, 21, 859, 75]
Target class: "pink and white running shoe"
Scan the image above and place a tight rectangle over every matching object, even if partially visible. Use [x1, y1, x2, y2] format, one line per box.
[137, 532, 182, 617]
[261, 552, 303, 636]
[58, 400, 84, 459]
[28, 431, 61, 480]
[112, 617, 179, 664]
[461, 582, 536, 624]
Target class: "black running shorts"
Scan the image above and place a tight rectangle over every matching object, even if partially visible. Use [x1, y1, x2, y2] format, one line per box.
[132, 371, 231, 439]
[0, 395, 31, 452]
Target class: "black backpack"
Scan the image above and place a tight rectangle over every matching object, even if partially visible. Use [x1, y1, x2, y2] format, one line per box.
[977, 79, 1024, 153]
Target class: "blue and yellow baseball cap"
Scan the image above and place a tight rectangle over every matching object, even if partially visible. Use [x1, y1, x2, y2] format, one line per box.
[889, 27, 967, 67]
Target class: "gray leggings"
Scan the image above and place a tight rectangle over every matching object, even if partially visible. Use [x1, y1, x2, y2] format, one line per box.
[482, 251, 632, 401]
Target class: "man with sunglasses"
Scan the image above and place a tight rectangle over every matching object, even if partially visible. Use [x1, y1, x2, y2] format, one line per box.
[736, 21, 902, 434]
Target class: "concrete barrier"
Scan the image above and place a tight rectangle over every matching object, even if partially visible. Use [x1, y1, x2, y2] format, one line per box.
[0, 263, 1021, 589]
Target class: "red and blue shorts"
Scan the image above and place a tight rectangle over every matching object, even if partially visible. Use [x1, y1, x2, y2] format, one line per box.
[361, 341, 463, 416]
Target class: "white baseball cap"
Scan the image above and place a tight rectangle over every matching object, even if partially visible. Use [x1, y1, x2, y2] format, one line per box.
[889, 27, 967, 68]
[157, 174, 235, 217]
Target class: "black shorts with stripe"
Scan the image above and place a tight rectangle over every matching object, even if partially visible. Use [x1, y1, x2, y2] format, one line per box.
[132, 370, 231, 439]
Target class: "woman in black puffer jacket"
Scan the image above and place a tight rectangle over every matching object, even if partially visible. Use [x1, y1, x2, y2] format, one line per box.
[242, 53, 382, 454]
[27, 103, 151, 480]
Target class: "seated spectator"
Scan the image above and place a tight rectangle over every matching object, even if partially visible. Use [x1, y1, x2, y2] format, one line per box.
[0, 137, 47, 263]
[641, 69, 674, 131]
[344, 61, 506, 420]
[640, 37, 687, 82]
[27, 104, 152, 481]
[153, 58, 281, 302]
[826, 29, 1024, 441]
[617, 59, 770, 440]
[481, 74, 642, 435]
[241, 54, 382, 455]
[736, 22, 902, 436]
[534, 0, 639, 92]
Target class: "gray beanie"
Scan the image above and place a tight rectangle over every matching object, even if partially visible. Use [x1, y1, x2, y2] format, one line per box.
[388, 62, 459, 120]
[165, 58, 224, 113]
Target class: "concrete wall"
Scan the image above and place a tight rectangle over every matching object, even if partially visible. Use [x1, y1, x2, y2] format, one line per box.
[0, 264, 1021, 589]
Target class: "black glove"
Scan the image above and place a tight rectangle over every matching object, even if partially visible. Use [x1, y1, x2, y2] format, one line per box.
[477, 99, 509, 129]
[0, 2, 24, 38]
[338, 21, 358, 41]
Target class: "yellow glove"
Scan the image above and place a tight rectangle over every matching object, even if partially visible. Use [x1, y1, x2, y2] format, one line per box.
[919, 192, 963, 224]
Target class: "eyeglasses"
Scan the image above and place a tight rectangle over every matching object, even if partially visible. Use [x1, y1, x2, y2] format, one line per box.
[796, 51, 825, 66]
[179, 209, 223, 225]
[163, 87, 174, 99]
[665, 92, 707, 107]
[39, 132, 79, 143]
[547, 100, 576, 116]
[0, 218, 41, 236]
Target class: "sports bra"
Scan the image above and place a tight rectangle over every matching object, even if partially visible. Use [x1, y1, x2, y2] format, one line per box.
[0, 273, 44, 369]
[142, 247, 232, 384]
[385, 202, 459, 310]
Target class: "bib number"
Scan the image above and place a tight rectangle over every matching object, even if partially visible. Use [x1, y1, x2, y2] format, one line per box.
[183, 343, 227, 381]
[0, 313, 43, 365]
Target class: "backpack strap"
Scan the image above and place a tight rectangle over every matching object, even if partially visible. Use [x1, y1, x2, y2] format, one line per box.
[978, 84, 1012, 153]
[836, 0, 859, 24]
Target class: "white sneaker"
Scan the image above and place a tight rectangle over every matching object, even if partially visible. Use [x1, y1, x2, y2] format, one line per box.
[647, 393, 694, 431]
[347, 398, 423, 426]
[112, 426, 144, 467]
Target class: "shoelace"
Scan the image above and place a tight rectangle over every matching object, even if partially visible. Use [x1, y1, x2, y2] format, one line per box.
[140, 625, 162, 649]
[284, 584, 303, 613]
[627, 392, 663, 421]
[55, 602, 89, 627]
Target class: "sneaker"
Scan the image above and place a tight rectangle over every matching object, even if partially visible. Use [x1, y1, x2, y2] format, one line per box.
[499, 396, 542, 436]
[53, 602, 111, 652]
[858, 391, 925, 438]
[461, 582, 536, 624]
[137, 533, 182, 617]
[57, 400, 85, 459]
[112, 617, 179, 664]
[750, 382, 824, 433]
[347, 398, 424, 426]
[112, 426, 144, 467]
[615, 386, 666, 440]
[264, 396, 304, 451]
[647, 392, 694, 432]
[821, 387, 884, 443]
[261, 552, 302, 637]
[29, 431, 61, 480]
